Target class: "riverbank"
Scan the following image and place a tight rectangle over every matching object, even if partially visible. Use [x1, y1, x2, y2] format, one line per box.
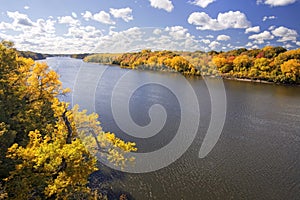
[84, 60, 300, 86]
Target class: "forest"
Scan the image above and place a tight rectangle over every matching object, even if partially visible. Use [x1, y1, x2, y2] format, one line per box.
[84, 46, 300, 84]
[0, 41, 136, 200]
[18, 50, 92, 60]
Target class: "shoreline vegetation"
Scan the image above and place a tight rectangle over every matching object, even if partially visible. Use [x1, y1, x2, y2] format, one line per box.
[1, 41, 137, 199]
[17, 46, 300, 85]
[83, 47, 300, 85]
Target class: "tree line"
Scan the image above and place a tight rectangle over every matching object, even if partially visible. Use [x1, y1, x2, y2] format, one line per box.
[84, 46, 300, 84]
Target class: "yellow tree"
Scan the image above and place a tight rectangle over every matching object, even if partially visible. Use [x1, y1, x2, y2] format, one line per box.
[233, 55, 252, 72]
[280, 59, 300, 83]
[0, 41, 137, 199]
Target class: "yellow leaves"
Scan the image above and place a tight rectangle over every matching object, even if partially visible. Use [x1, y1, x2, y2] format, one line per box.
[105, 132, 137, 152]
[6, 143, 19, 159]
[212, 56, 227, 68]
[281, 59, 300, 74]
[72, 105, 137, 168]
[1, 42, 138, 199]
[280, 59, 300, 82]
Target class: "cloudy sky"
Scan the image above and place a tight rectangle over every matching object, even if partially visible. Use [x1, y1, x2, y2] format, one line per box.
[0, 0, 299, 53]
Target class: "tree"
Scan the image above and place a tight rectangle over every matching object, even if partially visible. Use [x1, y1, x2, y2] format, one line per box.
[233, 55, 252, 72]
[280, 59, 300, 83]
[0, 41, 137, 199]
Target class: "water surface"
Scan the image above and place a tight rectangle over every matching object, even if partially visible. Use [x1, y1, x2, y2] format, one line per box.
[46, 58, 300, 200]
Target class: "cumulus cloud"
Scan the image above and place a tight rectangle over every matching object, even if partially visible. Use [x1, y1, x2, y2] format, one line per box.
[93, 11, 115, 25]
[188, 11, 251, 31]
[110, 7, 133, 22]
[97, 26, 200, 52]
[257, 0, 296, 6]
[165, 26, 192, 40]
[0, 22, 14, 30]
[81, 10, 115, 24]
[149, 0, 174, 12]
[296, 41, 300, 46]
[246, 42, 253, 47]
[200, 39, 211, 44]
[153, 28, 162, 35]
[58, 16, 80, 26]
[82, 11, 93, 21]
[271, 26, 298, 42]
[209, 41, 220, 49]
[65, 25, 103, 39]
[248, 31, 274, 44]
[190, 0, 216, 8]
[36, 18, 56, 34]
[262, 15, 276, 21]
[7, 11, 34, 27]
[245, 26, 260, 34]
[216, 34, 230, 41]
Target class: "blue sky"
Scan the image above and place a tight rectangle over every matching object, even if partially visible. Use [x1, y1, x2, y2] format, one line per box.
[0, 0, 299, 53]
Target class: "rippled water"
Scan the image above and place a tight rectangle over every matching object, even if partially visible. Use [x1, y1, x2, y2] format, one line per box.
[45, 58, 300, 200]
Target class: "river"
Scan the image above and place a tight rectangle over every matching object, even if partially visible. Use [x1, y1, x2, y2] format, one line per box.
[45, 57, 300, 200]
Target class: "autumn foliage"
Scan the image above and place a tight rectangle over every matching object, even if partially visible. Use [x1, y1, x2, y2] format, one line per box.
[85, 46, 300, 84]
[0, 41, 136, 199]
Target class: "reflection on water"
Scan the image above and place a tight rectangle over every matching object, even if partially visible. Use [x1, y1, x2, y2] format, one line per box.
[46, 58, 300, 200]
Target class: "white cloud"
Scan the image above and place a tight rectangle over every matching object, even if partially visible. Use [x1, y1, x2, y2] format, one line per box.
[149, 0, 174, 12]
[165, 26, 191, 40]
[283, 43, 293, 49]
[209, 41, 220, 49]
[0, 22, 13, 30]
[250, 44, 259, 49]
[81, 10, 116, 24]
[262, 15, 276, 21]
[190, 0, 216, 8]
[58, 16, 80, 26]
[7, 11, 34, 27]
[110, 7, 133, 22]
[248, 31, 274, 44]
[216, 34, 231, 41]
[153, 28, 162, 35]
[246, 42, 253, 47]
[65, 25, 103, 39]
[188, 11, 251, 31]
[296, 41, 300, 46]
[72, 12, 77, 18]
[96, 26, 200, 53]
[271, 26, 298, 42]
[206, 35, 214, 38]
[24, 6, 30, 10]
[200, 39, 210, 44]
[82, 11, 93, 21]
[245, 26, 260, 34]
[268, 25, 276, 30]
[0, 24, 203, 54]
[93, 11, 115, 25]
[257, 0, 296, 6]
[36, 18, 56, 34]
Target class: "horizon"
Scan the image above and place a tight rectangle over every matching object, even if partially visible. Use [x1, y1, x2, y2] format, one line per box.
[17, 45, 299, 56]
[0, 0, 299, 54]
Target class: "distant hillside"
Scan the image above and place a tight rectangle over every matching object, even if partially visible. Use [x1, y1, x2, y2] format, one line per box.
[17, 50, 92, 60]
[83, 53, 122, 64]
